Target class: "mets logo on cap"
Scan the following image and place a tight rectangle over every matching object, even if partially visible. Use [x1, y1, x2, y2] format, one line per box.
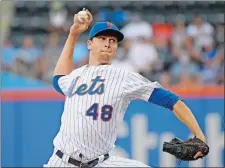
[107, 22, 113, 28]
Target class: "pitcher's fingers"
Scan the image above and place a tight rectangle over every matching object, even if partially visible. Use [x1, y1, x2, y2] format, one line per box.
[86, 10, 93, 23]
[72, 22, 79, 29]
[194, 151, 203, 159]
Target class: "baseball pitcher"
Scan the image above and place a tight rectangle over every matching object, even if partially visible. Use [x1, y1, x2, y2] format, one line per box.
[44, 8, 209, 167]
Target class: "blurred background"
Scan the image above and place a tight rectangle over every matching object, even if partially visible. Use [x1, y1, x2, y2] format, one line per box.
[1, 1, 224, 167]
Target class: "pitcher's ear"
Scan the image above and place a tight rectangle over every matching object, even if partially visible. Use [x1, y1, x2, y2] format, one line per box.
[87, 40, 92, 50]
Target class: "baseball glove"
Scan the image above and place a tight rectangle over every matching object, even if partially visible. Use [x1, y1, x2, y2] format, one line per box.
[162, 136, 209, 161]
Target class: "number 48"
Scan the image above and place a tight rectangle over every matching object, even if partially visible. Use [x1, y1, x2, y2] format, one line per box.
[86, 103, 113, 122]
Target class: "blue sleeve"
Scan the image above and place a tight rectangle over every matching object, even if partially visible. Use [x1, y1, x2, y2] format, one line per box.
[148, 88, 181, 110]
[53, 75, 65, 96]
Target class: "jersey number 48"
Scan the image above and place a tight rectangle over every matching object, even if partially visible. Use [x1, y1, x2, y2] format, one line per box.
[86, 103, 113, 122]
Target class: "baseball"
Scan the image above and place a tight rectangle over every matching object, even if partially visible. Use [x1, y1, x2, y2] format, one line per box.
[77, 11, 89, 23]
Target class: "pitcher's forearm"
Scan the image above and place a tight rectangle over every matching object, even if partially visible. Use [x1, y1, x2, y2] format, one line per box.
[54, 33, 79, 76]
[173, 100, 205, 141]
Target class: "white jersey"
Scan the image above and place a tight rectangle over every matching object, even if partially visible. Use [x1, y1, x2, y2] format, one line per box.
[53, 64, 160, 162]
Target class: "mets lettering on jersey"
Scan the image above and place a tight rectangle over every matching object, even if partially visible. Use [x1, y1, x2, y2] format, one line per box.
[51, 64, 180, 164]
[67, 76, 105, 97]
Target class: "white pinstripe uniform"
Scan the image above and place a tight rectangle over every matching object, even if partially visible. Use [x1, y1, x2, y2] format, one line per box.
[44, 64, 160, 167]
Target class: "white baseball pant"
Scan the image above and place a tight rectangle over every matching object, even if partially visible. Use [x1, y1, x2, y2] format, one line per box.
[44, 149, 150, 167]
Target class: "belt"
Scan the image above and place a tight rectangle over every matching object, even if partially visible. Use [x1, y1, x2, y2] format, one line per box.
[56, 150, 109, 168]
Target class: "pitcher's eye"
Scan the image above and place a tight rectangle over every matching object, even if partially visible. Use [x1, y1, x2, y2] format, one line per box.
[100, 37, 106, 40]
[110, 39, 116, 43]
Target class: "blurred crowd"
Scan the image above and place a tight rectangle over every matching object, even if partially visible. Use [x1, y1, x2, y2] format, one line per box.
[114, 14, 224, 86]
[1, 3, 224, 87]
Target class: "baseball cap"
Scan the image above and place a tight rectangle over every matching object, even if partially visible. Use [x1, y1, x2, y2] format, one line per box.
[88, 22, 124, 42]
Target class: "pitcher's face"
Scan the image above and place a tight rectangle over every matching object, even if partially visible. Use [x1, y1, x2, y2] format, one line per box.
[87, 34, 118, 62]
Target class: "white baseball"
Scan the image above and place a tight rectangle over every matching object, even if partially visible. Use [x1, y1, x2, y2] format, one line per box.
[77, 11, 89, 23]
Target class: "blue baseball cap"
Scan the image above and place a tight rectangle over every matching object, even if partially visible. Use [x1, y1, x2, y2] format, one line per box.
[88, 22, 124, 42]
